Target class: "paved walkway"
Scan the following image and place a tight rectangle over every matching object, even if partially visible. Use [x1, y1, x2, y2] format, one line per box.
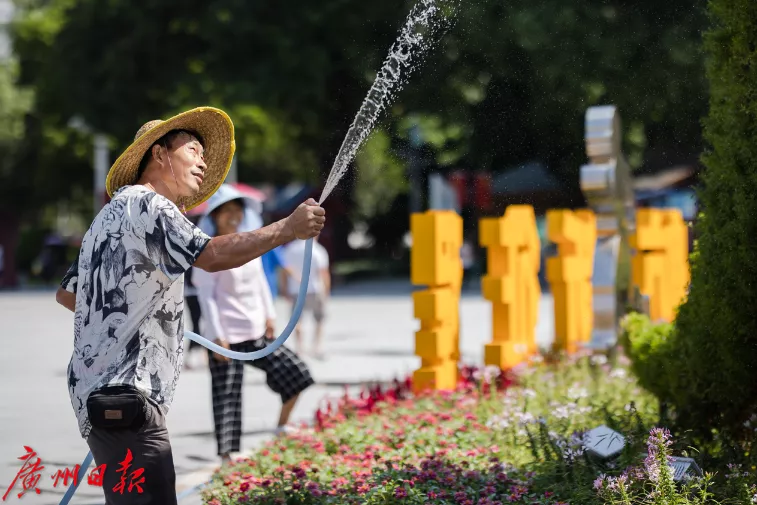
[0, 280, 555, 505]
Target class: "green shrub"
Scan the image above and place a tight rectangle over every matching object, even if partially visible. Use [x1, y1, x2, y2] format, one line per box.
[651, 0, 757, 442]
[619, 313, 677, 409]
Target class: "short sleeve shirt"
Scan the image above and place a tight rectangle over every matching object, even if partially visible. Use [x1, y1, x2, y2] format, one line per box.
[281, 240, 329, 295]
[60, 185, 211, 439]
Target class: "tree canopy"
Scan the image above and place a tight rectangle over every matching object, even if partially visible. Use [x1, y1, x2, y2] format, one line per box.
[7, 0, 708, 226]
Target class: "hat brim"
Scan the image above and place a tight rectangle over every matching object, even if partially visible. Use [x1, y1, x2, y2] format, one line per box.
[105, 107, 236, 212]
[204, 192, 260, 216]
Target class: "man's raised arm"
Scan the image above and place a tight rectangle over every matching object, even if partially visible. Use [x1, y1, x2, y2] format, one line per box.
[194, 199, 325, 273]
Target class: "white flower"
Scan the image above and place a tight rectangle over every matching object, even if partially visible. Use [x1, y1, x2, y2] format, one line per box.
[522, 389, 537, 398]
[516, 411, 536, 425]
[609, 368, 628, 379]
[591, 354, 608, 366]
[567, 385, 589, 401]
[486, 415, 511, 429]
[483, 365, 500, 383]
[553, 405, 572, 419]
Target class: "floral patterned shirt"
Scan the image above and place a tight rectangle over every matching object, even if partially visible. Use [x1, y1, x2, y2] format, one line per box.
[60, 185, 211, 439]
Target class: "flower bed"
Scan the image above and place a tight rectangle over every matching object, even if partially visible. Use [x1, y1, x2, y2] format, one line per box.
[201, 353, 756, 504]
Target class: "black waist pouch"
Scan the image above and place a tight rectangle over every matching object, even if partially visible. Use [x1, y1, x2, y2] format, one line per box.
[87, 385, 147, 431]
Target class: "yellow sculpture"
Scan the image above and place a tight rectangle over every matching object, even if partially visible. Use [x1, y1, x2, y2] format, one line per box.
[546, 209, 597, 353]
[630, 208, 690, 322]
[479, 205, 541, 369]
[410, 210, 463, 392]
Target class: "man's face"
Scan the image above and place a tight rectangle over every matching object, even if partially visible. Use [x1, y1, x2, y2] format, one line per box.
[159, 132, 207, 198]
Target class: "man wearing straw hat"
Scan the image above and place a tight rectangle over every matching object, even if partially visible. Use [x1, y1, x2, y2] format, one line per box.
[55, 107, 325, 505]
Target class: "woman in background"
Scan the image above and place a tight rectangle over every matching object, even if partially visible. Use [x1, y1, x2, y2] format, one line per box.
[194, 184, 314, 464]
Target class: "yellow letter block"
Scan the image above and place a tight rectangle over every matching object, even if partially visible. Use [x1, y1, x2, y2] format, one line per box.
[410, 211, 463, 393]
[546, 209, 597, 353]
[630, 208, 690, 322]
[479, 205, 541, 369]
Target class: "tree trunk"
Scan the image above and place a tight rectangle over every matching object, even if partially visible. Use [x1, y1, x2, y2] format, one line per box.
[0, 210, 21, 288]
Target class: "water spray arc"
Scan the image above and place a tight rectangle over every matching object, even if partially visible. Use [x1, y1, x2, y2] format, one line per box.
[59, 1, 456, 503]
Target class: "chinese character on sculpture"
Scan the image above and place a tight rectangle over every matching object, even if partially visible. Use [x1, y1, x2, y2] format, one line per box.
[3, 446, 45, 501]
[113, 449, 145, 494]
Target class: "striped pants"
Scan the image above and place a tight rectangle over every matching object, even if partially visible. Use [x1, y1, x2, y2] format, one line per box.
[207, 338, 314, 456]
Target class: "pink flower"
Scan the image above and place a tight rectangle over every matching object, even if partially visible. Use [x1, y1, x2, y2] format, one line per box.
[356, 484, 370, 494]
[594, 474, 606, 490]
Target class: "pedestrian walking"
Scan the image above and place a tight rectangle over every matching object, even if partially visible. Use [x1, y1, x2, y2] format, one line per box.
[280, 237, 330, 358]
[194, 184, 314, 465]
[55, 107, 325, 505]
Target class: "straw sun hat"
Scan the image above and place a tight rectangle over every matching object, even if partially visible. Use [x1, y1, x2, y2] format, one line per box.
[105, 106, 236, 212]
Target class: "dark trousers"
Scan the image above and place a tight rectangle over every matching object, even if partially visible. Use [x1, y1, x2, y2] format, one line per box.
[86, 400, 176, 505]
[185, 295, 202, 351]
[207, 338, 314, 455]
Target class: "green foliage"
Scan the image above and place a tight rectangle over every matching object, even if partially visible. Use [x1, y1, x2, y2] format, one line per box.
[213, 355, 661, 505]
[8, 0, 709, 226]
[596, 428, 723, 505]
[352, 130, 407, 223]
[625, 0, 757, 444]
[619, 313, 677, 406]
[0, 59, 33, 145]
[0, 57, 34, 200]
[230, 104, 319, 186]
[199, 355, 757, 504]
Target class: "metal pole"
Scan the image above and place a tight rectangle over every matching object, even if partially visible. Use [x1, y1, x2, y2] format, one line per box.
[226, 154, 238, 183]
[93, 134, 109, 216]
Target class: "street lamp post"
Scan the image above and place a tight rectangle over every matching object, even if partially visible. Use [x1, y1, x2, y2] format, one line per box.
[68, 116, 110, 217]
[93, 134, 109, 215]
[226, 153, 238, 184]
